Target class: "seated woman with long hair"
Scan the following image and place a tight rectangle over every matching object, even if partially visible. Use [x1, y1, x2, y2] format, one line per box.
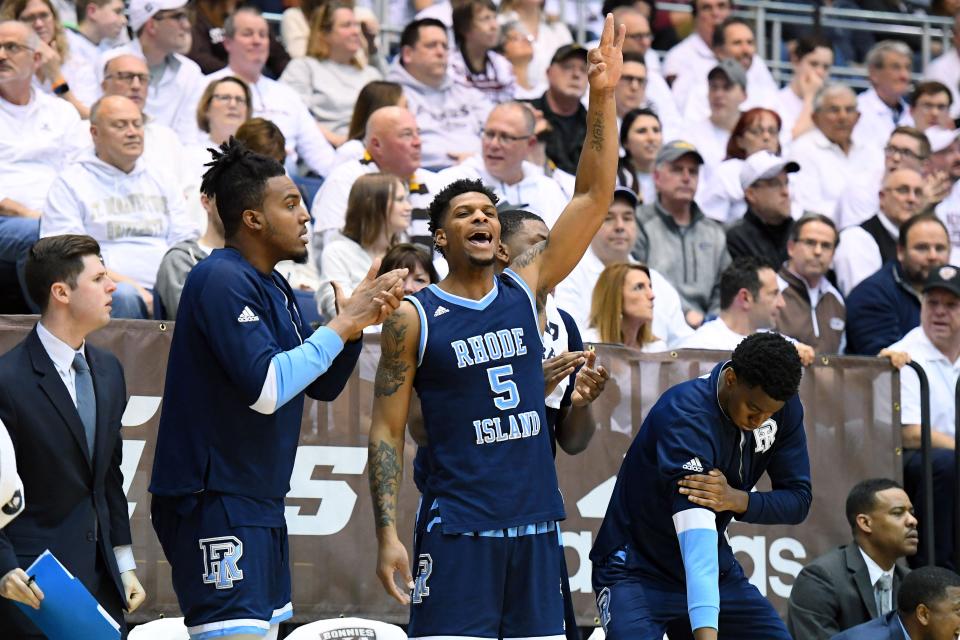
[584, 262, 666, 352]
[317, 173, 413, 318]
[335, 80, 407, 163]
[616, 108, 662, 206]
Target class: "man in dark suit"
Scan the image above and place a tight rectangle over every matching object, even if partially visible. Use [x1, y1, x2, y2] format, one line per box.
[0, 235, 145, 637]
[832, 566, 960, 640]
[788, 478, 918, 639]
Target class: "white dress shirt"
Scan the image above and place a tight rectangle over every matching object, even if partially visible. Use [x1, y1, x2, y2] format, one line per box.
[680, 117, 731, 174]
[35, 322, 136, 573]
[925, 48, 960, 119]
[205, 66, 335, 176]
[836, 153, 886, 230]
[580, 326, 668, 353]
[834, 212, 898, 296]
[889, 325, 960, 434]
[773, 85, 804, 150]
[553, 246, 694, 348]
[678, 317, 746, 351]
[787, 128, 881, 220]
[858, 546, 896, 616]
[698, 158, 746, 224]
[935, 181, 960, 266]
[853, 88, 914, 149]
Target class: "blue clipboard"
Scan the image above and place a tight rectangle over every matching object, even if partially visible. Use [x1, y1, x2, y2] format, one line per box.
[14, 549, 121, 640]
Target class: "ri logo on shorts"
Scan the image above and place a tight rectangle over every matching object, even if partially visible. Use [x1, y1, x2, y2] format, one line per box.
[199, 536, 244, 589]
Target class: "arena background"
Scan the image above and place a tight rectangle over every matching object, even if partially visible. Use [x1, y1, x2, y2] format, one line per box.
[0, 315, 902, 625]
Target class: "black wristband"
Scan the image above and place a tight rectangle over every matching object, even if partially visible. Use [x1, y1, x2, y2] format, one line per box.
[53, 82, 70, 96]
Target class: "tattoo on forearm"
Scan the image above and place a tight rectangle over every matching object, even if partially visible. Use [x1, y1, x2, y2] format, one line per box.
[375, 314, 409, 397]
[369, 440, 401, 529]
[590, 111, 604, 151]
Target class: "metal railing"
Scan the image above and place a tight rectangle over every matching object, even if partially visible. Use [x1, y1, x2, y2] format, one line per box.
[906, 361, 936, 568]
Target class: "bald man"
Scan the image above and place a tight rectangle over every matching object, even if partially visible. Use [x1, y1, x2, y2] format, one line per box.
[40, 95, 199, 319]
[834, 168, 927, 295]
[310, 105, 443, 259]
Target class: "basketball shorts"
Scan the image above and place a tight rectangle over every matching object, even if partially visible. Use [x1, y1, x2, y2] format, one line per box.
[151, 493, 293, 640]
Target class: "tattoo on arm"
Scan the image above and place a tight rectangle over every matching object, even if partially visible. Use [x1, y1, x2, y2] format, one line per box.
[590, 111, 604, 152]
[512, 239, 546, 270]
[368, 439, 401, 529]
[375, 313, 410, 397]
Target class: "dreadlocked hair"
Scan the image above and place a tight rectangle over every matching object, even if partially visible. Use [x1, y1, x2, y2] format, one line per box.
[199, 137, 286, 238]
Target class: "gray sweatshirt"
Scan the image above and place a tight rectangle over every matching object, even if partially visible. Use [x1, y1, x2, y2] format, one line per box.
[154, 240, 209, 320]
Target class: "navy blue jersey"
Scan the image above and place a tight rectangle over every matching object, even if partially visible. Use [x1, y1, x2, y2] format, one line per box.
[407, 269, 566, 533]
[590, 361, 812, 589]
[149, 248, 361, 500]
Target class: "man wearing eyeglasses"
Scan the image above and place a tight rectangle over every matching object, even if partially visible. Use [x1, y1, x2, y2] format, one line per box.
[436, 102, 568, 227]
[100, 0, 205, 143]
[834, 169, 927, 296]
[0, 21, 85, 311]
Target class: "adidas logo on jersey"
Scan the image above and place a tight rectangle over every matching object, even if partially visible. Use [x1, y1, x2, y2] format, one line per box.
[237, 306, 259, 323]
[433, 305, 449, 317]
[682, 457, 704, 473]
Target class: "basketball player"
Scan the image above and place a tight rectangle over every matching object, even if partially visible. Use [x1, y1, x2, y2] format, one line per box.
[148, 141, 406, 640]
[591, 332, 811, 640]
[367, 14, 624, 640]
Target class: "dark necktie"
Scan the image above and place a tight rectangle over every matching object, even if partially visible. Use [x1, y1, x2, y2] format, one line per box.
[72, 352, 96, 459]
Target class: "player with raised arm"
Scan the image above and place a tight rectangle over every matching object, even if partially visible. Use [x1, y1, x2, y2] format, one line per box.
[148, 140, 406, 640]
[367, 13, 624, 640]
[591, 332, 812, 640]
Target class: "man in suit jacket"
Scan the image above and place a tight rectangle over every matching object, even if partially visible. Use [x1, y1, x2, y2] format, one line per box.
[0, 235, 145, 637]
[788, 478, 918, 639]
[832, 566, 960, 640]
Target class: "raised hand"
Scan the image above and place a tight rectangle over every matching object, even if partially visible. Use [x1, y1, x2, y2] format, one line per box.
[571, 349, 610, 407]
[330, 260, 407, 340]
[542, 351, 586, 398]
[587, 13, 626, 93]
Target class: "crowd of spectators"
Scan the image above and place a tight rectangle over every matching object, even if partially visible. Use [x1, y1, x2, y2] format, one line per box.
[6, 0, 960, 635]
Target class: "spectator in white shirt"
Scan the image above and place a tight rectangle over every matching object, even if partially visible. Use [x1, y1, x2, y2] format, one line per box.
[924, 12, 960, 120]
[853, 40, 915, 148]
[929, 126, 960, 263]
[335, 80, 407, 164]
[496, 20, 540, 100]
[662, 0, 729, 86]
[554, 185, 693, 346]
[835, 168, 926, 296]
[65, 0, 126, 81]
[699, 107, 784, 224]
[437, 101, 569, 226]
[838, 125, 931, 231]
[910, 81, 953, 132]
[681, 256, 815, 364]
[617, 107, 662, 205]
[584, 262, 667, 352]
[40, 96, 198, 318]
[497, 0, 572, 97]
[106, 0, 205, 143]
[449, 0, 516, 104]
[205, 7, 335, 176]
[279, 3, 381, 148]
[387, 18, 491, 170]
[0, 20, 82, 308]
[310, 105, 441, 255]
[680, 58, 745, 173]
[789, 83, 878, 221]
[773, 34, 833, 148]
[886, 265, 960, 569]
[1, 0, 96, 117]
[674, 16, 778, 124]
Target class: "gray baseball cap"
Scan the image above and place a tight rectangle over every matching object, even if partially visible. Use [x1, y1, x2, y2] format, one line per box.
[655, 140, 705, 166]
[708, 58, 748, 91]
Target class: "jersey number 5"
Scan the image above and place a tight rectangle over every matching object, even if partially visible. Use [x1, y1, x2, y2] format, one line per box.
[487, 364, 520, 410]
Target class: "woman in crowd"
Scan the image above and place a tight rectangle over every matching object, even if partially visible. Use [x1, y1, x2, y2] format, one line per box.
[498, 0, 571, 95]
[1, 0, 95, 116]
[335, 80, 407, 162]
[281, 1, 383, 148]
[616, 108, 662, 206]
[378, 242, 440, 297]
[317, 173, 413, 318]
[774, 35, 833, 147]
[185, 76, 252, 232]
[497, 20, 540, 99]
[584, 262, 666, 352]
[450, 0, 516, 103]
[699, 107, 782, 224]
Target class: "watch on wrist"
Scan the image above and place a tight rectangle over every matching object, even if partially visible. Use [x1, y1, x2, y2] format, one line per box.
[52, 81, 70, 96]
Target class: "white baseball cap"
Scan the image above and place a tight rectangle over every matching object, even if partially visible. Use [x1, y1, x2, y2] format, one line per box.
[740, 150, 800, 189]
[128, 0, 188, 33]
[925, 126, 960, 154]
